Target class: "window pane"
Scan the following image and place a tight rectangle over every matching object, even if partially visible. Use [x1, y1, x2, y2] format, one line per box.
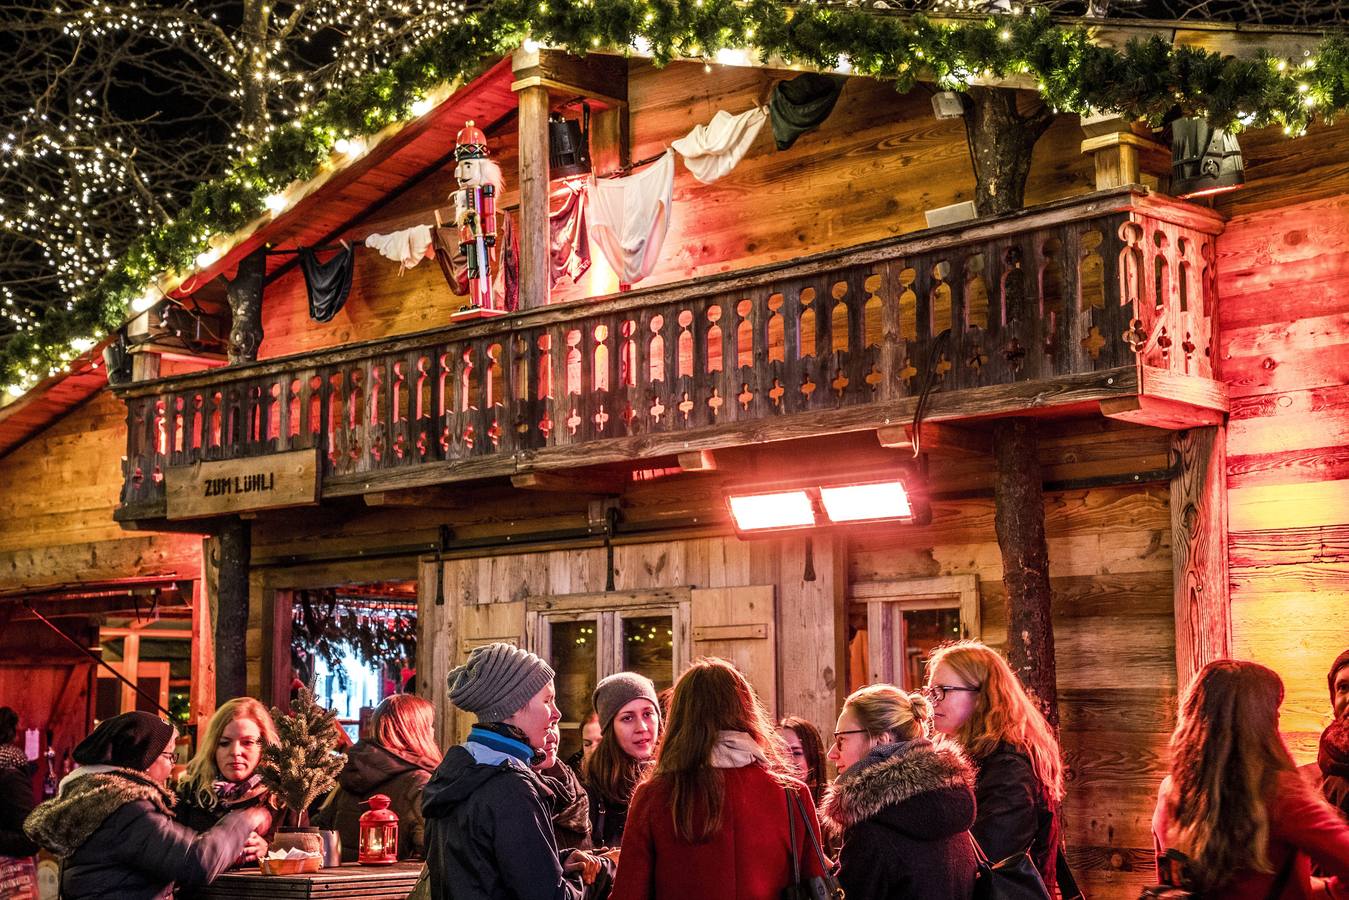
[901, 607, 961, 690]
[549, 617, 599, 732]
[621, 615, 675, 694]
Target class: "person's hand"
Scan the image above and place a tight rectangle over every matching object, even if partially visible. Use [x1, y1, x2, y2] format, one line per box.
[238, 832, 268, 864]
[243, 805, 272, 835]
[600, 847, 620, 867]
[563, 849, 603, 885]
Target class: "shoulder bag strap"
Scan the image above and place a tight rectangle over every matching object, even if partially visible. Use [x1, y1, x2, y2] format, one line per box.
[785, 786, 802, 883]
[1056, 842, 1084, 899]
[787, 788, 834, 874]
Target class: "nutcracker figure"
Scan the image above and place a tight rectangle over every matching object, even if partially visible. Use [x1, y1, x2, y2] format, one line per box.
[446, 120, 511, 320]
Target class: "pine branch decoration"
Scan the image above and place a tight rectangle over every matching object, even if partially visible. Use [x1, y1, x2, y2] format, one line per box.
[257, 687, 347, 826]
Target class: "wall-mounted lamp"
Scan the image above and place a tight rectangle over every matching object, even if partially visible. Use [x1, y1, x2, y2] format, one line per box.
[725, 468, 929, 536]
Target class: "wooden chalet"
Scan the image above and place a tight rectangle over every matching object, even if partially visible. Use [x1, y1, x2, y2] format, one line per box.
[4, 18, 1347, 896]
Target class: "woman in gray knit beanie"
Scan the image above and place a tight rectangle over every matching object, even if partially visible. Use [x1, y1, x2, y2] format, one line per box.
[582, 671, 661, 847]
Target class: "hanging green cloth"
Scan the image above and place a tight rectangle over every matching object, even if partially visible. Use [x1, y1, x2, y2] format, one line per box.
[768, 73, 848, 151]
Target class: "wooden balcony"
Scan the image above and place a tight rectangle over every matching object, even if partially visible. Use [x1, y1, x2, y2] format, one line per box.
[114, 186, 1228, 522]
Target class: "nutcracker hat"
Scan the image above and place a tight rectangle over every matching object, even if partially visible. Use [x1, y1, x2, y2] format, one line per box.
[455, 120, 489, 161]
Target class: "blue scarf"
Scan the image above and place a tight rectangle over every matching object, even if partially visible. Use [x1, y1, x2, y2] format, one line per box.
[467, 726, 534, 764]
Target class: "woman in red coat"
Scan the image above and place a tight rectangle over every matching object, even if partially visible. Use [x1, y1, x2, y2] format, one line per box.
[610, 658, 825, 900]
[1152, 659, 1349, 899]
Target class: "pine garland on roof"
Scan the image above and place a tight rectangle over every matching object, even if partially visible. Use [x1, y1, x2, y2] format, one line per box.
[3, 0, 1347, 394]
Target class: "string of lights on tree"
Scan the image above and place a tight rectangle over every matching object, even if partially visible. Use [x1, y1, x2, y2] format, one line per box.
[2, 0, 1347, 396]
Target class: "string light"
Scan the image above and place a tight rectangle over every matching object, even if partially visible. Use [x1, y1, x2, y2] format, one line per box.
[5, 0, 1344, 397]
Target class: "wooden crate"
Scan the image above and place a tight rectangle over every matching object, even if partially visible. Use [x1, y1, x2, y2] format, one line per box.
[197, 861, 422, 899]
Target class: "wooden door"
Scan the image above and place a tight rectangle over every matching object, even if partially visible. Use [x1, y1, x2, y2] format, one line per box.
[691, 586, 778, 717]
[448, 600, 526, 742]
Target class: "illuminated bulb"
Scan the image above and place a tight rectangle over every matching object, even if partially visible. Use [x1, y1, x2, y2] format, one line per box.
[703, 62, 712, 73]
[131, 289, 159, 313]
[523, 38, 540, 52]
[70, 337, 96, 353]
[999, 28, 1011, 41]
[410, 97, 434, 116]
[196, 248, 220, 268]
[264, 193, 289, 213]
[714, 47, 752, 67]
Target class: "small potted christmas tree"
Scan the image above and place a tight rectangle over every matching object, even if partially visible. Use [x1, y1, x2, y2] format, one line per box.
[257, 687, 347, 865]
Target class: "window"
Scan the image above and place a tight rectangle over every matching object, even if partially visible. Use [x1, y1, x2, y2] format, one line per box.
[527, 591, 691, 760]
[846, 575, 980, 693]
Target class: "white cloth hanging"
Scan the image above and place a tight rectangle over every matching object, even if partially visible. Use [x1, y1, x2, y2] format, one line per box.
[588, 150, 675, 287]
[364, 224, 434, 272]
[672, 106, 769, 184]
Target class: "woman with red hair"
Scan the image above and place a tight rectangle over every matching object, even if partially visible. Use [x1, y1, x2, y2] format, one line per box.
[315, 694, 442, 861]
[925, 641, 1066, 893]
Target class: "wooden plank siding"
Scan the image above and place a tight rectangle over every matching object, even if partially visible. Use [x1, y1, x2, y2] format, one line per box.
[1219, 191, 1349, 763]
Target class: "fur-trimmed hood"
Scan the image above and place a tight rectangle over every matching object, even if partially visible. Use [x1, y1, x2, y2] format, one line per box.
[821, 737, 975, 840]
[24, 767, 174, 857]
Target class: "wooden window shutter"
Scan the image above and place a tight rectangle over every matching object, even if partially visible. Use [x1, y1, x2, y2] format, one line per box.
[691, 586, 778, 718]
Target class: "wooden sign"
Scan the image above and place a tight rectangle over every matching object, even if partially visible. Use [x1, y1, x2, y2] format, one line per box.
[166, 449, 320, 520]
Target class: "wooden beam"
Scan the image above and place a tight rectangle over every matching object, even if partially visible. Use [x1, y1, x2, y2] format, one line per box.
[677, 450, 718, 472]
[876, 423, 990, 456]
[364, 487, 471, 508]
[0, 534, 202, 595]
[509, 48, 629, 110]
[1170, 426, 1231, 693]
[190, 566, 216, 734]
[1100, 395, 1225, 430]
[511, 470, 627, 494]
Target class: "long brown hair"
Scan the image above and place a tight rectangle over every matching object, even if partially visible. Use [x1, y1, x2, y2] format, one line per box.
[1163, 659, 1294, 892]
[182, 698, 279, 810]
[370, 694, 442, 771]
[926, 641, 1064, 801]
[778, 716, 828, 802]
[654, 657, 794, 843]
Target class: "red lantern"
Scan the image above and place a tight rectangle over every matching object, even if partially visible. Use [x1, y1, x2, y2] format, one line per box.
[358, 794, 399, 866]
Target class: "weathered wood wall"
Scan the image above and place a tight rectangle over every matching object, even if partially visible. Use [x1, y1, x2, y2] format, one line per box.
[0, 390, 201, 593]
[251, 60, 1093, 361]
[1219, 189, 1349, 763]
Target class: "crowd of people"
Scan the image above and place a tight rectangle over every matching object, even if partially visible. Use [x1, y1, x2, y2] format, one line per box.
[3, 641, 1349, 899]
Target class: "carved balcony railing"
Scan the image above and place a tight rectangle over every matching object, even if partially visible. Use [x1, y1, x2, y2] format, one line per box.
[115, 186, 1226, 518]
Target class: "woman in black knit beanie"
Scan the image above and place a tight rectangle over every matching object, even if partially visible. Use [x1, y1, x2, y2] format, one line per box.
[24, 711, 270, 900]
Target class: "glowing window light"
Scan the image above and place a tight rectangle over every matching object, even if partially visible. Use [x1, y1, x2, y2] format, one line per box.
[727, 490, 814, 532]
[819, 481, 911, 523]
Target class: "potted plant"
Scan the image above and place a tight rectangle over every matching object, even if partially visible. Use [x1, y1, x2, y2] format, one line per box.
[257, 687, 347, 865]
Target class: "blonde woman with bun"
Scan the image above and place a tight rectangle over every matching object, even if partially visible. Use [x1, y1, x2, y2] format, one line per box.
[822, 684, 978, 899]
[926, 640, 1066, 894]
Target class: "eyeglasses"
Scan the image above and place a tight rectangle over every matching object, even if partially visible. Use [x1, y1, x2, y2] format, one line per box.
[924, 684, 980, 703]
[830, 729, 867, 749]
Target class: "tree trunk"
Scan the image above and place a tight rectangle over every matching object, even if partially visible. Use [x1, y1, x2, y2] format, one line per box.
[961, 87, 1055, 217]
[238, 0, 270, 145]
[226, 247, 266, 364]
[992, 418, 1059, 728]
[215, 517, 251, 703]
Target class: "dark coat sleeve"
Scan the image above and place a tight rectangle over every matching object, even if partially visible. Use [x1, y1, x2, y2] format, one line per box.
[971, 750, 1040, 864]
[104, 799, 254, 887]
[489, 774, 584, 900]
[835, 825, 896, 900]
[0, 767, 39, 857]
[394, 769, 432, 859]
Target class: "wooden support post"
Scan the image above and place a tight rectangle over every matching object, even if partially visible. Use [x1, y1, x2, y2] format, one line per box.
[214, 517, 250, 702]
[190, 568, 216, 733]
[992, 419, 1059, 726]
[225, 247, 266, 364]
[515, 75, 552, 311]
[118, 632, 141, 713]
[1170, 426, 1231, 693]
[1080, 111, 1170, 191]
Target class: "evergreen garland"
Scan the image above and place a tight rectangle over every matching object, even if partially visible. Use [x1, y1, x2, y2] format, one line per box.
[4, 0, 1347, 393]
[256, 686, 348, 826]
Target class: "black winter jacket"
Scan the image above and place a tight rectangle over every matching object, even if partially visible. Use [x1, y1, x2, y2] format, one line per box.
[822, 738, 978, 900]
[422, 744, 586, 900]
[0, 765, 39, 857]
[585, 786, 630, 849]
[23, 767, 253, 900]
[314, 740, 434, 861]
[971, 743, 1061, 895]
